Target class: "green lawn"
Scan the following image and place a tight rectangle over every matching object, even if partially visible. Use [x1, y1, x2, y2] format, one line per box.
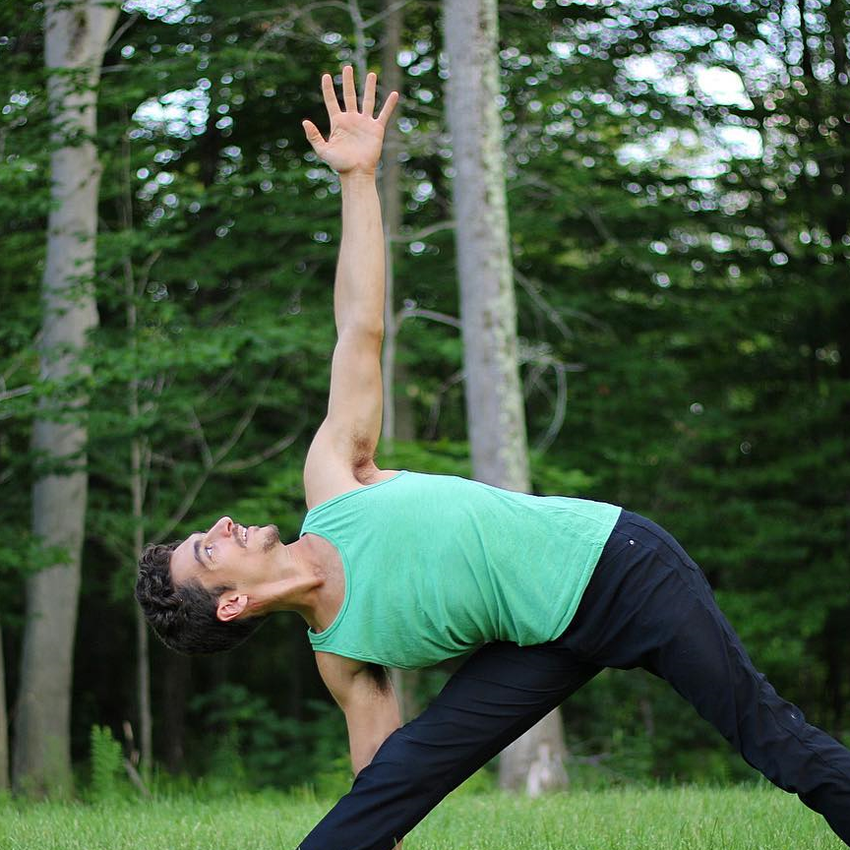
[0, 785, 843, 849]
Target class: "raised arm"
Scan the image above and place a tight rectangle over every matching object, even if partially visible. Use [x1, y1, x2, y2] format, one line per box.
[301, 68, 399, 505]
[303, 67, 398, 335]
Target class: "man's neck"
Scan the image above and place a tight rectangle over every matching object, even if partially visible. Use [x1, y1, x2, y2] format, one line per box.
[253, 534, 341, 631]
[296, 533, 346, 633]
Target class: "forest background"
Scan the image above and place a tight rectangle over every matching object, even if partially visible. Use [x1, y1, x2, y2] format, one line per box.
[0, 0, 848, 798]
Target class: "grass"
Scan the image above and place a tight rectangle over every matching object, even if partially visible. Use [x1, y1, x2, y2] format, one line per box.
[0, 784, 844, 849]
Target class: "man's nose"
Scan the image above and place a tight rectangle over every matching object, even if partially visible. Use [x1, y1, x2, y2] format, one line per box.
[209, 516, 233, 539]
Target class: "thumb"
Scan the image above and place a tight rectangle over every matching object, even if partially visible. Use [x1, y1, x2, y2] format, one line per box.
[302, 120, 325, 153]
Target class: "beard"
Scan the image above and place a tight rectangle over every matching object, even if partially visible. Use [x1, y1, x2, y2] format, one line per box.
[262, 524, 281, 553]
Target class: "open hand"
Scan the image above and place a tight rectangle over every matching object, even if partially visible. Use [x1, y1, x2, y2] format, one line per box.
[302, 65, 399, 176]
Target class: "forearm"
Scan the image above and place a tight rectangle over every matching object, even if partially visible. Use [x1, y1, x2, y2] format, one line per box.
[335, 171, 385, 335]
[349, 698, 401, 777]
[348, 694, 403, 847]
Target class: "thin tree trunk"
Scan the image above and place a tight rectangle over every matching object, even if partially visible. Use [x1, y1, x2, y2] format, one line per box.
[442, 0, 568, 793]
[119, 118, 154, 783]
[0, 628, 8, 791]
[132, 441, 152, 779]
[380, 0, 405, 451]
[13, 0, 118, 797]
[162, 652, 191, 774]
[379, 0, 419, 722]
[392, 361, 417, 443]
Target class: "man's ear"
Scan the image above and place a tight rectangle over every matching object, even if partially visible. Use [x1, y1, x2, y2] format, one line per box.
[216, 592, 249, 622]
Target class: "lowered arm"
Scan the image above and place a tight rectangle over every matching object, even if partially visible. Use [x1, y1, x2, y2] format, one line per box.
[316, 652, 404, 848]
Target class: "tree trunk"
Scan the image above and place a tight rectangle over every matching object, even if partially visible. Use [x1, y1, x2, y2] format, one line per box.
[442, 0, 568, 793]
[380, 0, 406, 450]
[0, 628, 8, 791]
[135, 599, 153, 778]
[379, 0, 419, 722]
[13, 0, 118, 797]
[119, 118, 154, 783]
[162, 652, 192, 774]
[497, 709, 569, 795]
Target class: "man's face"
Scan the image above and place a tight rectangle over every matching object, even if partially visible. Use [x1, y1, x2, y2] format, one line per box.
[170, 516, 282, 595]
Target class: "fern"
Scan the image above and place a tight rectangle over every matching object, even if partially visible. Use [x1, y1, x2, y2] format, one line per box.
[89, 724, 124, 803]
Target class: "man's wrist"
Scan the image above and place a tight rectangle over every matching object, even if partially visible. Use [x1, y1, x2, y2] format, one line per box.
[339, 167, 377, 184]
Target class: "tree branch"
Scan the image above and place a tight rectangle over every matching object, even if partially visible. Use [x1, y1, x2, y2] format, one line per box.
[396, 305, 462, 331]
[514, 267, 614, 337]
[347, 0, 368, 83]
[513, 267, 574, 340]
[218, 421, 305, 473]
[135, 249, 162, 300]
[535, 362, 568, 455]
[188, 406, 214, 471]
[2, 331, 42, 384]
[425, 368, 465, 440]
[151, 467, 210, 546]
[391, 220, 456, 243]
[361, 0, 415, 29]
[150, 373, 277, 543]
[242, 0, 349, 20]
[0, 385, 33, 403]
[123, 758, 151, 798]
[105, 11, 140, 53]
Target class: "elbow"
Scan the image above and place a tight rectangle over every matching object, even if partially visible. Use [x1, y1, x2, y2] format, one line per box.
[341, 321, 384, 341]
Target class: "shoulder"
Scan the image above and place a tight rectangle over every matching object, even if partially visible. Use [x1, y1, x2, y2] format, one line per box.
[303, 428, 401, 510]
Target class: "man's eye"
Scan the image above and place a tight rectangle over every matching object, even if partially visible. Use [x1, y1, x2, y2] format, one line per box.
[205, 545, 214, 561]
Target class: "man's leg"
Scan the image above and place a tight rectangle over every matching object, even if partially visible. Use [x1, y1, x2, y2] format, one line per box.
[561, 511, 850, 846]
[298, 641, 601, 850]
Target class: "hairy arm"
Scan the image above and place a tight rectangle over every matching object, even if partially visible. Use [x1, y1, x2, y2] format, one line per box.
[302, 68, 399, 498]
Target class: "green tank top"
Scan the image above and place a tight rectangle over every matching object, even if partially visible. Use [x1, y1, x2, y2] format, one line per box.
[299, 470, 621, 670]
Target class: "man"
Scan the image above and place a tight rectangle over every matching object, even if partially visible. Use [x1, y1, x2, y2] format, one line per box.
[136, 67, 850, 849]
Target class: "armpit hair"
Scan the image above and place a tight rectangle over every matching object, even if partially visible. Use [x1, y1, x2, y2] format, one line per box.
[351, 433, 376, 474]
[364, 663, 391, 693]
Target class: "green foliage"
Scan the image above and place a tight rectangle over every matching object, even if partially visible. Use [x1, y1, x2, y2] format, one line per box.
[376, 438, 472, 476]
[187, 683, 349, 791]
[88, 725, 129, 804]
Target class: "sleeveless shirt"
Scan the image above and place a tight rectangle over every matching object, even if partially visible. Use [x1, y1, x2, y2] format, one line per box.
[299, 470, 621, 670]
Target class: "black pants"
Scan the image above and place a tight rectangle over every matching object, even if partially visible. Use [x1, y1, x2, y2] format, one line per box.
[298, 511, 850, 849]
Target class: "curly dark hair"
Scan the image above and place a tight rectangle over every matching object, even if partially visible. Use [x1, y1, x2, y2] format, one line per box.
[135, 541, 268, 655]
